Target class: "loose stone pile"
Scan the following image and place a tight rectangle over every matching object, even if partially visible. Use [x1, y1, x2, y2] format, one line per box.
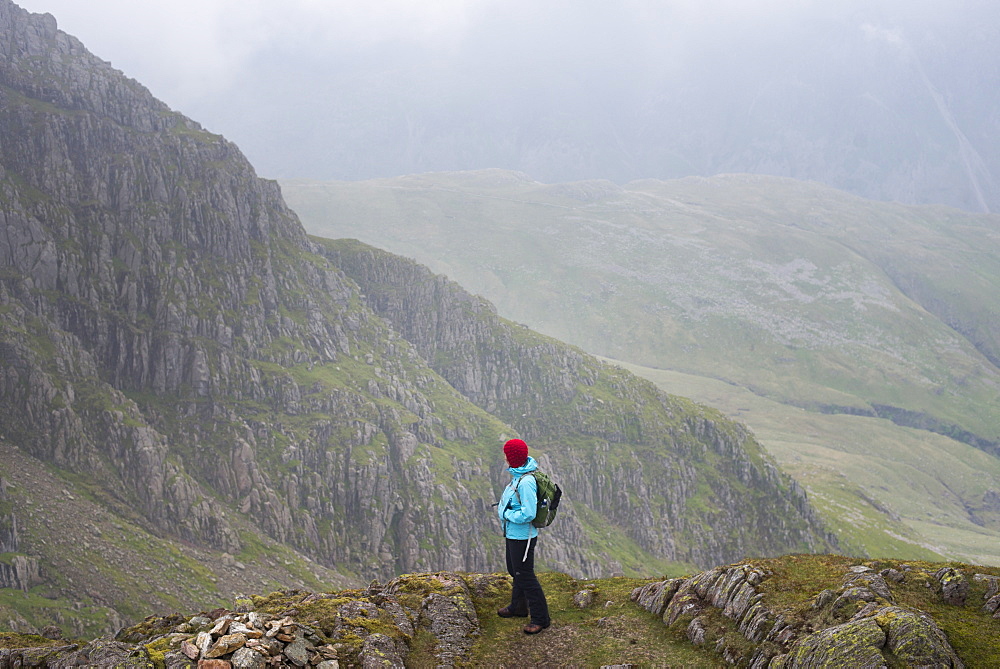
[167, 611, 340, 667]
[0, 571, 508, 668]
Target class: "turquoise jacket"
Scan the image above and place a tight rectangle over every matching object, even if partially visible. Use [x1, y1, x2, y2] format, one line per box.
[497, 456, 540, 540]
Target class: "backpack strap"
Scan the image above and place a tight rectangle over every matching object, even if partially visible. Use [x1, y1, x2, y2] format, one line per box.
[511, 473, 539, 560]
[511, 472, 532, 506]
[511, 473, 536, 562]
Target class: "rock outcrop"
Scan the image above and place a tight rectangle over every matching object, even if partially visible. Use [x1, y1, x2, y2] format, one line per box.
[2, 556, 996, 667]
[0, 478, 39, 592]
[977, 573, 1000, 619]
[631, 559, 987, 667]
[0, 572, 503, 669]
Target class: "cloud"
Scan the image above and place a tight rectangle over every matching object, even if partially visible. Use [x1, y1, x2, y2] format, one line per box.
[860, 22, 906, 50]
[14, 0, 997, 191]
[15, 0, 492, 108]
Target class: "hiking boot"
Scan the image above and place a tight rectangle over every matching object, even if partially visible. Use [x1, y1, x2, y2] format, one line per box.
[523, 622, 550, 634]
[497, 606, 528, 618]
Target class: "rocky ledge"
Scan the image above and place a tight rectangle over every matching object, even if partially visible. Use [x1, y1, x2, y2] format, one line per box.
[0, 571, 503, 668]
[2, 556, 998, 667]
[631, 558, 1000, 667]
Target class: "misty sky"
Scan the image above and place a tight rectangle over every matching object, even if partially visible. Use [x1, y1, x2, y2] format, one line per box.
[13, 0, 999, 211]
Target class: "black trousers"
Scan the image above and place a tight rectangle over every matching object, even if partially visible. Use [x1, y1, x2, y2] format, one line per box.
[505, 537, 550, 626]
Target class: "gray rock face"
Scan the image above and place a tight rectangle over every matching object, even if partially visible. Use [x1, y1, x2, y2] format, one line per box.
[416, 575, 479, 666]
[843, 570, 894, 601]
[633, 561, 788, 665]
[631, 578, 681, 617]
[359, 633, 404, 668]
[0, 478, 39, 591]
[0, 0, 494, 595]
[325, 241, 837, 573]
[0, 554, 40, 592]
[976, 574, 1000, 618]
[774, 605, 965, 669]
[0, 478, 18, 553]
[775, 617, 888, 668]
[879, 607, 963, 668]
[936, 567, 970, 606]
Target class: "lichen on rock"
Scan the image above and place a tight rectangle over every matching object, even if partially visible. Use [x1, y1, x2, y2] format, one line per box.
[936, 567, 970, 606]
[874, 606, 964, 668]
[631, 559, 974, 668]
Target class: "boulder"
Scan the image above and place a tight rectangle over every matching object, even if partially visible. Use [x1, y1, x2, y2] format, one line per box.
[875, 607, 964, 668]
[282, 637, 310, 667]
[843, 571, 893, 601]
[574, 589, 596, 609]
[630, 578, 681, 617]
[773, 617, 886, 668]
[936, 568, 970, 606]
[358, 632, 405, 668]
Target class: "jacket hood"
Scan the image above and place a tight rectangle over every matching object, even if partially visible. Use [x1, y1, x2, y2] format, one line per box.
[508, 456, 538, 476]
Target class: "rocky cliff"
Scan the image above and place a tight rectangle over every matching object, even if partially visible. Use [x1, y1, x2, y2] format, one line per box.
[321, 239, 834, 572]
[0, 0, 832, 636]
[0, 478, 39, 593]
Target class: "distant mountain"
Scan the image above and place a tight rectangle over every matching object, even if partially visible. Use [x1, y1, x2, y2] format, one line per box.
[0, 1, 831, 637]
[215, 2, 999, 213]
[281, 170, 1000, 565]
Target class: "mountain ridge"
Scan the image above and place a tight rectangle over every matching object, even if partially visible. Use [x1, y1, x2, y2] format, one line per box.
[0, 0, 833, 638]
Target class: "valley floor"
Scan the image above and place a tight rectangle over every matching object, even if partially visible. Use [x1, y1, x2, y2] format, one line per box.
[611, 359, 1000, 568]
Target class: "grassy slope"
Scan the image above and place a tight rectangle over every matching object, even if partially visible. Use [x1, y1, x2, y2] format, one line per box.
[610, 360, 1000, 566]
[0, 439, 353, 639]
[281, 171, 1000, 567]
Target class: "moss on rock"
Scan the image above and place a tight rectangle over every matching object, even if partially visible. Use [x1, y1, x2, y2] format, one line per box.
[776, 617, 886, 668]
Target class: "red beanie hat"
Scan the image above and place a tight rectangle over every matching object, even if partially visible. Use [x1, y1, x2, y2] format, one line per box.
[503, 438, 529, 468]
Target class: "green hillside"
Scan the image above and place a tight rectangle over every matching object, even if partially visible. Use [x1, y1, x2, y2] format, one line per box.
[612, 360, 1000, 566]
[281, 171, 1000, 565]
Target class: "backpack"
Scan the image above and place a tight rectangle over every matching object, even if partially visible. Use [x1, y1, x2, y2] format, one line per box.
[515, 471, 563, 528]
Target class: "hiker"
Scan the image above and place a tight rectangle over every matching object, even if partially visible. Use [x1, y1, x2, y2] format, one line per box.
[496, 438, 551, 634]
